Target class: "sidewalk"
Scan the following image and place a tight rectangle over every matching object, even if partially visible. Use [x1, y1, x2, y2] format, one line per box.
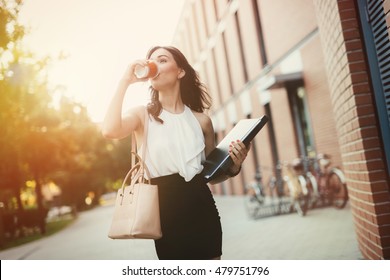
[217, 196, 362, 259]
[0, 195, 362, 260]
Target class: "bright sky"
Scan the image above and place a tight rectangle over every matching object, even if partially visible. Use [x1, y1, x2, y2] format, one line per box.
[19, 0, 185, 122]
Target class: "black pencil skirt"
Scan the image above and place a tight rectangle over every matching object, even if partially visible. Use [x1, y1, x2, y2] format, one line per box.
[150, 173, 222, 260]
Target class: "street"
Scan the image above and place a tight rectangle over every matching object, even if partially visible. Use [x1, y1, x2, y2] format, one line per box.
[0, 195, 362, 260]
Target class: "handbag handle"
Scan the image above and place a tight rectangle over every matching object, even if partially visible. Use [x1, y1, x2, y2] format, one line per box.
[119, 162, 142, 204]
[130, 109, 149, 167]
[140, 108, 149, 162]
[119, 158, 152, 191]
[119, 153, 153, 202]
[120, 162, 141, 193]
[130, 151, 152, 182]
[122, 108, 153, 191]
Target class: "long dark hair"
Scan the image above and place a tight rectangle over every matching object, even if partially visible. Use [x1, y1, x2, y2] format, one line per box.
[146, 46, 212, 123]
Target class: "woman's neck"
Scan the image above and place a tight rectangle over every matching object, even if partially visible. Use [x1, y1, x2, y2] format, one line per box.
[159, 88, 184, 114]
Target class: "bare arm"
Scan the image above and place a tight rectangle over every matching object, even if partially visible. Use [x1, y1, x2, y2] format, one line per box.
[194, 113, 215, 157]
[204, 118, 216, 157]
[102, 61, 147, 139]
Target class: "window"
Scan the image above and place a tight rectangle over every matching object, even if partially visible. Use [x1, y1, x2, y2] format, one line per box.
[358, 0, 390, 174]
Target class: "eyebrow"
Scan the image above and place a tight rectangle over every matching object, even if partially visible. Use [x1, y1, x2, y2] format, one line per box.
[156, 55, 169, 58]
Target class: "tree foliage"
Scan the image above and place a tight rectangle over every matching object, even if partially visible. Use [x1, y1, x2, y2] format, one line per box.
[0, 0, 130, 211]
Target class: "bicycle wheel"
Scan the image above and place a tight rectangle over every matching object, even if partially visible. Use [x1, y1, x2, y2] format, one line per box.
[244, 184, 262, 218]
[296, 175, 309, 216]
[328, 169, 348, 209]
[284, 175, 309, 217]
[306, 172, 319, 209]
[267, 176, 284, 215]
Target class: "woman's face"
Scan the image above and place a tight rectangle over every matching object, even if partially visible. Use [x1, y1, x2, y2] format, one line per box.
[149, 48, 183, 91]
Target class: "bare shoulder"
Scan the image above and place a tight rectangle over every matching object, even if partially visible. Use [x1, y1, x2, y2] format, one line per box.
[192, 111, 213, 133]
[192, 111, 215, 155]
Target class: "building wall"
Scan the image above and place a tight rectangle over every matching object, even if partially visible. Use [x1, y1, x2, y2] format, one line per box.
[173, 0, 390, 259]
[173, 0, 343, 189]
[300, 37, 343, 166]
[313, 0, 390, 260]
[236, 0, 263, 79]
[258, 0, 318, 64]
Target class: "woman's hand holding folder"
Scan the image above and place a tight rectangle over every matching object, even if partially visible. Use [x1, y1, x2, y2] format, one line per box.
[227, 140, 250, 177]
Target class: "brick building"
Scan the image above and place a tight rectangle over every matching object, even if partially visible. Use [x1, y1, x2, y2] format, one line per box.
[172, 0, 390, 259]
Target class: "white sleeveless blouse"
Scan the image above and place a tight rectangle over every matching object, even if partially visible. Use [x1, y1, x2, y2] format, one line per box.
[142, 106, 205, 182]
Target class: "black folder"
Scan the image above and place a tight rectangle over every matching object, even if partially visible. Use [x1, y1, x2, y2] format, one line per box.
[202, 115, 269, 184]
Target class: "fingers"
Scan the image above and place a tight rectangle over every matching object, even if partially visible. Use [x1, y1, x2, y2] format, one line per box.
[228, 140, 249, 165]
[122, 60, 149, 83]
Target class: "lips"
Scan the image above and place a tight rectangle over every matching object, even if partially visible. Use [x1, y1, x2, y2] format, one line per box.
[151, 73, 160, 80]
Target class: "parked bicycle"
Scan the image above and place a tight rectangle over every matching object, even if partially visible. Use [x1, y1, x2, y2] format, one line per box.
[244, 160, 309, 218]
[282, 160, 310, 216]
[295, 154, 348, 209]
[244, 167, 279, 219]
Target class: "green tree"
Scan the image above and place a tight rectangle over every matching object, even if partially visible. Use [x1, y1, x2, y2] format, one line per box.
[49, 96, 131, 209]
[0, 0, 30, 210]
[0, 0, 131, 217]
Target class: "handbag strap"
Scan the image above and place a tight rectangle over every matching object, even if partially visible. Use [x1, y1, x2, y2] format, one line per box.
[120, 154, 153, 192]
[141, 108, 149, 162]
[130, 152, 152, 181]
[124, 108, 152, 188]
[130, 108, 149, 166]
[131, 133, 137, 168]
[120, 162, 141, 192]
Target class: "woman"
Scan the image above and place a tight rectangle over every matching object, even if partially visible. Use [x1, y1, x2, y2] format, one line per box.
[102, 46, 249, 260]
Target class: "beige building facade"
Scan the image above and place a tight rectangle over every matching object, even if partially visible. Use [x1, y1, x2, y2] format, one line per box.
[172, 0, 390, 259]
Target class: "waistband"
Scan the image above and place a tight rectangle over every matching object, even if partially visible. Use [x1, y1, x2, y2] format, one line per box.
[150, 173, 206, 186]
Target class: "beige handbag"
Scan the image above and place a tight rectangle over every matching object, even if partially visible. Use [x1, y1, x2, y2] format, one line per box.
[108, 111, 162, 240]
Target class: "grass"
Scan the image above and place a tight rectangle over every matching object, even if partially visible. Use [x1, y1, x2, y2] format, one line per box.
[0, 217, 75, 251]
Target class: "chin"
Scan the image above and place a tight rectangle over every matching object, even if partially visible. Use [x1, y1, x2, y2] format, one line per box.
[150, 81, 162, 91]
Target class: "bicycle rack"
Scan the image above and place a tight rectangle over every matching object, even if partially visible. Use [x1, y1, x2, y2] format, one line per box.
[245, 163, 305, 219]
[246, 196, 295, 219]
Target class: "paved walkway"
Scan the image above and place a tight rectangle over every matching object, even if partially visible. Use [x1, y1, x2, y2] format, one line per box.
[0, 195, 362, 260]
[219, 196, 362, 259]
